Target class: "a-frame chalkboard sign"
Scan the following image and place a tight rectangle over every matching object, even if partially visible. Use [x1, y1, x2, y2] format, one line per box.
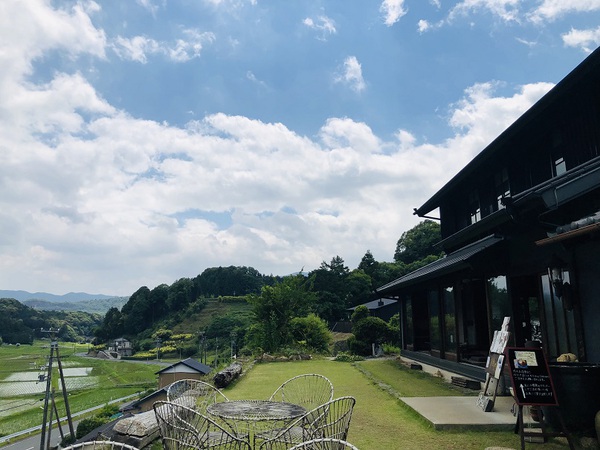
[505, 347, 575, 450]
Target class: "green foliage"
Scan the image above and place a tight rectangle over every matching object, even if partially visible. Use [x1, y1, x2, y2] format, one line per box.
[0, 298, 101, 344]
[307, 256, 351, 322]
[152, 328, 173, 340]
[351, 305, 370, 323]
[347, 335, 371, 356]
[76, 415, 108, 439]
[394, 220, 442, 264]
[290, 314, 332, 352]
[353, 316, 393, 344]
[333, 351, 365, 362]
[248, 275, 316, 352]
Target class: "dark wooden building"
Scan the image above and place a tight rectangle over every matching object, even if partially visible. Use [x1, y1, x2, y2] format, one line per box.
[375, 48, 600, 431]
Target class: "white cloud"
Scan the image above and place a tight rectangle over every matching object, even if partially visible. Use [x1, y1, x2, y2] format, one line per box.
[136, 0, 160, 16]
[562, 26, 600, 52]
[529, 0, 600, 24]
[418, 19, 432, 33]
[0, 73, 551, 294]
[112, 35, 160, 63]
[303, 15, 337, 40]
[112, 29, 215, 63]
[0, 0, 565, 295]
[380, 0, 408, 26]
[448, 0, 521, 22]
[0, 0, 106, 82]
[335, 56, 366, 93]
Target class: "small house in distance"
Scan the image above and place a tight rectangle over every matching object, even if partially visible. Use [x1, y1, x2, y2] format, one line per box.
[156, 357, 212, 389]
[349, 298, 398, 323]
[108, 338, 133, 358]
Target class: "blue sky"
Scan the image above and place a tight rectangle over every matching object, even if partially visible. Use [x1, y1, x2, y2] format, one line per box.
[1, 0, 600, 296]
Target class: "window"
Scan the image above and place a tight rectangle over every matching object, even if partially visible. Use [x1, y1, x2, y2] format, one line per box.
[428, 289, 441, 353]
[487, 276, 511, 336]
[494, 168, 510, 210]
[553, 156, 567, 176]
[541, 271, 577, 359]
[443, 286, 457, 354]
[468, 190, 481, 224]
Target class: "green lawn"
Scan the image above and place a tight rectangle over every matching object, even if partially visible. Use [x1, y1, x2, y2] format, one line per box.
[1, 344, 577, 449]
[222, 358, 574, 450]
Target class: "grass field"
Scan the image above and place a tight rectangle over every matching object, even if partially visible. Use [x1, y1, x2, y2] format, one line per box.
[1, 343, 577, 449]
[222, 358, 574, 450]
[0, 342, 159, 437]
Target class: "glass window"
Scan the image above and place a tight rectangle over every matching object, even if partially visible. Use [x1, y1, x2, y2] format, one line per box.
[488, 276, 511, 334]
[404, 298, 413, 349]
[443, 286, 457, 354]
[541, 271, 578, 359]
[494, 168, 510, 210]
[428, 289, 441, 351]
[468, 190, 481, 224]
[554, 156, 567, 176]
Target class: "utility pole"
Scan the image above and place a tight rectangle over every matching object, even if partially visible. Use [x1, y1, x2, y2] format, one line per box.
[39, 328, 75, 450]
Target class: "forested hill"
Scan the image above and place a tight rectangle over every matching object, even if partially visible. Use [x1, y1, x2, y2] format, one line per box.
[96, 221, 442, 348]
[23, 297, 128, 314]
[0, 290, 117, 303]
[0, 298, 102, 344]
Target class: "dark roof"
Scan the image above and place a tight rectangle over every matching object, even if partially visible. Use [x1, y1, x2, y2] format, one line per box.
[415, 47, 600, 217]
[156, 357, 211, 375]
[348, 298, 397, 311]
[376, 234, 503, 295]
[120, 388, 166, 412]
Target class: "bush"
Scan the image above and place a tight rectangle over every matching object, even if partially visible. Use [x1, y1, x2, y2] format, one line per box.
[334, 351, 365, 362]
[76, 416, 107, 439]
[290, 314, 331, 352]
[347, 335, 371, 356]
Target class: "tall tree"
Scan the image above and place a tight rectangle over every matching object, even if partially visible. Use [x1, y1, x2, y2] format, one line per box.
[248, 275, 315, 352]
[308, 256, 351, 322]
[394, 220, 442, 264]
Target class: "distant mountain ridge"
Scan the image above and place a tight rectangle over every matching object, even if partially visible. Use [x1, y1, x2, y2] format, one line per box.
[0, 290, 117, 303]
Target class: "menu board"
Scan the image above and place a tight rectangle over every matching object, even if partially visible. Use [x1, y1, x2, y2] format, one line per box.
[505, 347, 558, 406]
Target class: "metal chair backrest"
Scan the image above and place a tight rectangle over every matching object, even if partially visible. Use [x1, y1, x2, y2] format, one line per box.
[153, 400, 249, 450]
[311, 396, 355, 442]
[269, 374, 334, 412]
[166, 378, 229, 413]
[258, 396, 355, 450]
[288, 438, 360, 450]
[60, 442, 140, 450]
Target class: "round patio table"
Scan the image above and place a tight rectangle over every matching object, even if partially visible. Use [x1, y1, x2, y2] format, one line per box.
[207, 400, 306, 448]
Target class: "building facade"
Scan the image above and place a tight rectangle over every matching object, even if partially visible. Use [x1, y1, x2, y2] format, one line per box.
[376, 48, 600, 388]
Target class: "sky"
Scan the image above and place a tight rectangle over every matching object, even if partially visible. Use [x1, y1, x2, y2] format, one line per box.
[2, 0, 600, 296]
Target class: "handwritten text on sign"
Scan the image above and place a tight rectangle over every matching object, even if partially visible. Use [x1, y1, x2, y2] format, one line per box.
[506, 347, 558, 406]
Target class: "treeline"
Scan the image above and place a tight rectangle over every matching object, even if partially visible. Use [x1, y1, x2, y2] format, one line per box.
[95, 221, 442, 351]
[0, 298, 102, 344]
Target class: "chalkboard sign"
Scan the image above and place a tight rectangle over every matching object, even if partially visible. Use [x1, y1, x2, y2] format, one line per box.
[506, 347, 558, 406]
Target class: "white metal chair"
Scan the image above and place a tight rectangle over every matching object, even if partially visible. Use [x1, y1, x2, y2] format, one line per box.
[268, 374, 334, 413]
[167, 379, 229, 413]
[153, 400, 250, 450]
[287, 438, 359, 450]
[258, 396, 355, 450]
[60, 442, 140, 449]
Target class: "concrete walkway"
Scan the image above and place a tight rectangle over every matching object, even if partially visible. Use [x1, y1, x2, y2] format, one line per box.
[400, 395, 517, 431]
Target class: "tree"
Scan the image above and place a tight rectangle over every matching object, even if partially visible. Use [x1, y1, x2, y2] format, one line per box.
[358, 250, 379, 284]
[290, 314, 332, 352]
[345, 270, 373, 307]
[307, 256, 351, 322]
[394, 220, 442, 264]
[248, 275, 316, 353]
